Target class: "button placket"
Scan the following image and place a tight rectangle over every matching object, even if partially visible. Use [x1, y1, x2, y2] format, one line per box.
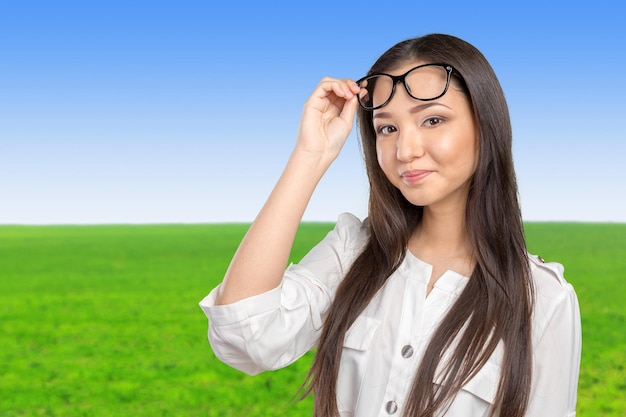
[378, 266, 426, 417]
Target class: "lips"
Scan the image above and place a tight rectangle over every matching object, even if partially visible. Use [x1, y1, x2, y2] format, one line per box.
[400, 169, 432, 185]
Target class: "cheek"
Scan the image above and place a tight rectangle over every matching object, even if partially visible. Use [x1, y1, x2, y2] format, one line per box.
[430, 130, 478, 168]
[470, 141, 479, 173]
[375, 141, 386, 168]
[427, 133, 458, 164]
[375, 141, 398, 183]
[463, 130, 480, 172]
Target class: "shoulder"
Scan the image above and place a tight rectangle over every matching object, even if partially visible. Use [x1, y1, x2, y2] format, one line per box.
[295, 212, 369, 275]
[527, 252, 580, 340]
[527, 253, 572, 299]
[336, 212, 367, 231]
[333, 212, 370, 251]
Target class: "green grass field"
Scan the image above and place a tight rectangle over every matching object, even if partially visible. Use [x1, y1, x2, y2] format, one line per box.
[1, 222, 624, 416]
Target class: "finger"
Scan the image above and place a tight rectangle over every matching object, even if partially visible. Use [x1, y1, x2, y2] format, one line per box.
[338, 94, 359, 126]
[317, 78, 358, 101]
[332, 79, 359, 100]
[323, 80, 360, 118]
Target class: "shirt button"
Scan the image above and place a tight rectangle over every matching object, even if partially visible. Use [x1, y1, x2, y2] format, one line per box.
[385, 400, 398, 414]
[401, 344, 414, 358]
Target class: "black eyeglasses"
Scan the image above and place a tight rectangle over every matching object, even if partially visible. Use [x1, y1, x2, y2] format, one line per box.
[356, 63, 455, 111]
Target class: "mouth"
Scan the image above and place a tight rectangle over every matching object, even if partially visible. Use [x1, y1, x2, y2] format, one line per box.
[400, 169, 432, 185]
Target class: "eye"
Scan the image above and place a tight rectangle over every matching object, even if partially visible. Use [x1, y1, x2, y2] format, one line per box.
[423, 117, 445, 127]
[376, 125, 397, 136]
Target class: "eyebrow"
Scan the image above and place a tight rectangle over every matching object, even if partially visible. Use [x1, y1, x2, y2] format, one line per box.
[372, 102, 452, 119]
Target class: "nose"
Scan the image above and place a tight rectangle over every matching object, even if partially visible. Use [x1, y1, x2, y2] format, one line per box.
[396, 125, 424, 162]
[385, 85, 425, 162]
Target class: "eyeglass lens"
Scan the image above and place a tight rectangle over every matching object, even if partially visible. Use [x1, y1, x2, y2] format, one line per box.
[358, 65, 449, 110]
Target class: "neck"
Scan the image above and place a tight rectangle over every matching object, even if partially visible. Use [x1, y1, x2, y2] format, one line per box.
[412, 205, 472, 259]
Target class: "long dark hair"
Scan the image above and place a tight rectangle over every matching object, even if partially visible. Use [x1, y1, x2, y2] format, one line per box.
[304, 34, 533, 417]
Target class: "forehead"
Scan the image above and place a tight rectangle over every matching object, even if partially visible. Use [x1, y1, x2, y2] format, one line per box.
[371, 61, 472, 116]
[383, 60, 429, 75]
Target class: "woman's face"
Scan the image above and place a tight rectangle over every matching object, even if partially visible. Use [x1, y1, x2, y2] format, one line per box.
[372, 61, 478, 214]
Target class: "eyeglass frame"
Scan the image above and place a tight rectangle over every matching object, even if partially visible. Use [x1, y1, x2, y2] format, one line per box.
[356, 63, 457, 111]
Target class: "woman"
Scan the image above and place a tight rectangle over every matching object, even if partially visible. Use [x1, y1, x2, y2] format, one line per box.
[200, 33, 581, 417]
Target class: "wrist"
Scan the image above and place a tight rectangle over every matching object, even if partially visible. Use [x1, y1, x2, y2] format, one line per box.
[288, 147, 335, 174]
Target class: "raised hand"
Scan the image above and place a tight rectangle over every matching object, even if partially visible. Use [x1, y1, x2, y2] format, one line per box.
[215, 77, 361, 305]
[296, 77, 361, 163]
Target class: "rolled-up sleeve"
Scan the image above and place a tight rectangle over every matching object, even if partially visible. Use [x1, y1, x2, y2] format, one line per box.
[527, 283, 582, 416]
[199, 213, 367, 375]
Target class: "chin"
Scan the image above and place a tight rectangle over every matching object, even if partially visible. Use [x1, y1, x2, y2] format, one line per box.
[399, 192, 430, 208]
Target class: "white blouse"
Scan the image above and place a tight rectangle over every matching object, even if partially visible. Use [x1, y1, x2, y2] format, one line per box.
[200, 213, 581, 417]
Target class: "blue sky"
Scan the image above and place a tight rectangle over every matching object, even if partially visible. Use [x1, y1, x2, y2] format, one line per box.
[1, 1, 625, 224]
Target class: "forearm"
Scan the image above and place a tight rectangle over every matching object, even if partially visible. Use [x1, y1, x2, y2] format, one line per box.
[214, 77, 360, 305]
[215, 149, 332, 305]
